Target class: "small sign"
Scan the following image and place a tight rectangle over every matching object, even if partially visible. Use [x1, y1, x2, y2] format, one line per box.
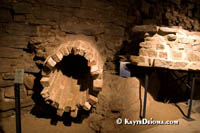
[14, 69, 24, 84]
[119, 62, 131, 78]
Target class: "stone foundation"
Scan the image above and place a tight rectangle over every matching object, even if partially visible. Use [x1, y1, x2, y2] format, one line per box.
[131, 25, 200, 71]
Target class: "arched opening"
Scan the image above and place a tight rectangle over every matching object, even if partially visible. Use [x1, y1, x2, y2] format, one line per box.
[56, 54, 93, 92]
[39, 41, 103, 120]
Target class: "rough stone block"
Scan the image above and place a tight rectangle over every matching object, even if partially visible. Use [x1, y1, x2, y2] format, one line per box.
[173, 62, 188, 69]
[129, 56, 145, 65]
[132, 25, 157, 33]
[83, 102, 91, 111]
[188, 63, 200, 71]
[2, 73, 14, 80]
[171, 51, 182, 60]
[0, 35, 29, 49]
[88, 95, 98, 105]
[139, 48, 157, 57]
[3, 86, 15, 99]
[153, 59, 173, 68]
[40, 77, 50, 87]
[0, 9, 12, 22]
[159, 52, 168, 59]
[90, 65, 99, 73]
[66, 46, 73, 54]
[192, 44, 200, 51]
[178, 37, 194, 44]
[24, 74, 35, 90]
[40, 87, 49, 99]
[52, 52, 63, 63]
[139, 42, 154, 48]
[70, 107, 78, 118]
[188, 52, 200, 62]
[14, 15, 26, 22]
[156, 43, 165, 50]
[59, 46, 67, 56]
[29, 37, 45, 44]
[0, 48, 23, 58]
[13, 2, 32, 13]
[6, 23, 36, 36]
[60, 19, 105, 36]
[158, 27, 177, 35]
[4, 86, 26, 100]
[93, 79, 103, 88]
[167, 34, 177, 41]
[0, 77, 14, 88]
[46, 57, 56, 68]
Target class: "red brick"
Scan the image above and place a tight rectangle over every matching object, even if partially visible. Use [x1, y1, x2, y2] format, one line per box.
[46, 57, 56, 68]
[40, 77, 50, 87]
[88, 95, 98, 105]
[82, 102, 91, 111]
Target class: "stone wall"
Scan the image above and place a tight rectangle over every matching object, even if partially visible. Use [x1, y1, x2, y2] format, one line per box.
[130, 25, 200, 71]
[0, 0, 200, 118]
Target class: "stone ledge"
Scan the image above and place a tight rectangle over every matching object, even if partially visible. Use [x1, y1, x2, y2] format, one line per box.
[132, 25, 158, 33]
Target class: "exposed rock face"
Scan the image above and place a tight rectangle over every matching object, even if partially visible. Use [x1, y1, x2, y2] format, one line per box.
[131, 25, 200, 71]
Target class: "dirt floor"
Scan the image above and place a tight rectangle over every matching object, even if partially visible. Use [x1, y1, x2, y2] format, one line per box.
[0, 113, 93, 133]
[1, 73, 200, 133]
[1, 101, 200, 133]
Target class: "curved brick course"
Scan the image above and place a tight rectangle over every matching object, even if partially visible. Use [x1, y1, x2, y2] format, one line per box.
[40, 37, 104, 117]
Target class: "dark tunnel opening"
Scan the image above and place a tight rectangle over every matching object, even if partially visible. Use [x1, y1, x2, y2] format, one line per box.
[56, 54, 93, 92]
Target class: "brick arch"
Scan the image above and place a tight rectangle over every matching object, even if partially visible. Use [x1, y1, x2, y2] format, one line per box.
[40, 39, 103, 118]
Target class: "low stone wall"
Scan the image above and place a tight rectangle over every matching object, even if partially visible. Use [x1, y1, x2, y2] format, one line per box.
[130, 25, 200, 71]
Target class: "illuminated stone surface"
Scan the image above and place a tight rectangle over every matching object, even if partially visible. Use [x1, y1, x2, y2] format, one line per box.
[131, 26, 200, 71]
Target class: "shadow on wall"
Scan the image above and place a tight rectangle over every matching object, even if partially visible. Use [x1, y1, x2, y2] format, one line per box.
[113, 39, 142, 75]
[0, 125, 4, 133]
[30, 54, 93, 126]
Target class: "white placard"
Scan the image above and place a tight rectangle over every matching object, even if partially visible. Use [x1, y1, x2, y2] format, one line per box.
[120, 62, 131, 78]
[14, 69, 24, 84]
